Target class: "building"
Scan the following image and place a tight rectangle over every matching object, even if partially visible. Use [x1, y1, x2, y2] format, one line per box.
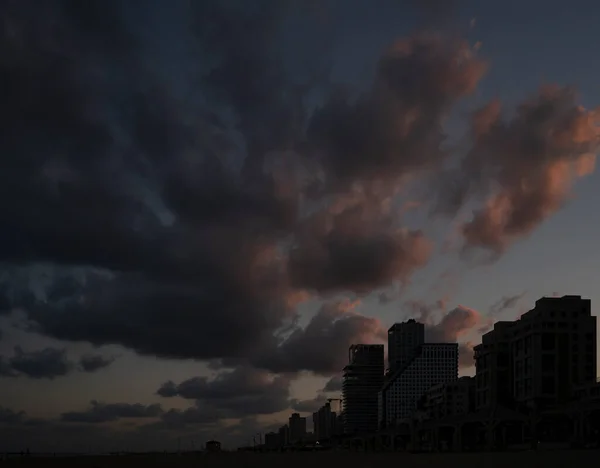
[278, 424, 289, 446]
[475, 295, 596, 411]
[342, 344, 385, 435]
[205, 440, 221, 452]
[421, 376, 475, 420]
[379, 342, 459, 427]
[387, 319, 425, 373]
[288, 413, 307, 443]
[474, 321, 513, 410]
[312, 401, 339, 441]
[264, 432, 281, 450]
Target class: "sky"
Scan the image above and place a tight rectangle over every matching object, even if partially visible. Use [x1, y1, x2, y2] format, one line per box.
[1, 0, 600, 453]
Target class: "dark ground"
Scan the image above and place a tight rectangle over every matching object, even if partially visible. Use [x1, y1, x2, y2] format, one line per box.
[1, 449, 596, 468]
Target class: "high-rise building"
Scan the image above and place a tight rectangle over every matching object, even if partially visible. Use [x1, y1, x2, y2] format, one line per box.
[342, 344, 385, 435]
[475, 295, 596, 411]
[387, 319, 425, 373]
[474, 321, 513, 410]
[288, 413, 306, 443]
[312, 402, 338, 441]
[379, 342, 459, 427]
[278, 424, 289, 446]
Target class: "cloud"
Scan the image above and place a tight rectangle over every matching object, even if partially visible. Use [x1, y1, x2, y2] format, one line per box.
[0, 357, 18, 377]
[291, 394, 329, 413]
[78, 354, 116, 373]
[0, 406, 26, 424]
[0, 0, 516, 380]
[322, 375, 343, 392]
[0, 347, 116, 379]
[490, 292, 526, 316]
[157, 366, 292, 417]
[253, 300, 386, 374]
[289, 209, 432, 294]
[442, 87, 599, 253]
[61, 401, 163, 424]
[425, 305, 481, 342]
[7, 346, 73, 380]
[458, 342, 475, 369]
[0, 1, 597, 444]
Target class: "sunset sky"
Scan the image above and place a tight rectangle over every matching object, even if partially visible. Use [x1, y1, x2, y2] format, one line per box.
[1, 0, 600, 452]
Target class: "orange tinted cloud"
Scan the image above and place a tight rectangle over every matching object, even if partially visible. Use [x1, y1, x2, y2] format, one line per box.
[458, 86, 600, 252]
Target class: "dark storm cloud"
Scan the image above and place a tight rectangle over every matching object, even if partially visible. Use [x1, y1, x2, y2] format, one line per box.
[254, 300, 386, 375]
[157, 366, 292, 417]
[0, 0, 484, 373]
[289, 205, 432, 294]
[61, 401, 163, 424]
[0, 346, 117, 378]
[306, 32, 486, 189]
[0, 357, 14, 377]
[157, 405, 224, 429]
[0, 0, 596, 388]
[322, 375, 343, 392]
[7, 346, 73, 380]
[291, 394, 329, 413]
[78, 354, 116, 373]
[0, 406, 26, 424]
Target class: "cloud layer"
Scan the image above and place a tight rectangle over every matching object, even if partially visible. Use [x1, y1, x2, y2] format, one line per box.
[0, 0, 597, 451]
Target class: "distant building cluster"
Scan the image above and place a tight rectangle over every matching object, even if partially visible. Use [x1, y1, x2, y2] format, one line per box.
[257, 295, 600, 451]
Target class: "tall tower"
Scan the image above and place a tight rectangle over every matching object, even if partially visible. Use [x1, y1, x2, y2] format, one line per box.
[342, 344, 384, 435]
[387, 319, 424, 373]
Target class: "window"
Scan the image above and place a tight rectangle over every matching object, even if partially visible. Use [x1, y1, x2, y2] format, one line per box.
[542, 376, 555, 394]
[542, 354, 555, 372]
[542, 334, 555, 351]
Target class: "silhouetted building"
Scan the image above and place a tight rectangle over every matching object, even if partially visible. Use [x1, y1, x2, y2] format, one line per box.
[288, 413, 307, 443]
[379, 342, 458, 427]
[387, 319, 424, 373]
[421, 376, 475, 420]
[278, 424, 289, 446]
[475, 295, 596, 411]
[312, 402, 338, 441]
[474, 321, 513, 409]
[342, 344, 385, 435]
[205, 440, 221, 452]
[264, 432, 280, 449]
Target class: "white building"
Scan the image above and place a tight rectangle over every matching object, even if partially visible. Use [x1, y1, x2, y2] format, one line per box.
[379, 342, 458, 427]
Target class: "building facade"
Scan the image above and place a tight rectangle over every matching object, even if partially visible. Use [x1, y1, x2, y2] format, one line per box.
[277, 424, 289, 446]
[474, 321, 513, 410]
[387, 319, 425, 374]
[421, 376, 475, 420]
[288, 413, 307, 443]
[342, 344, 385, 435]
[475, 295, 596, 411]
[379, 342, 459, 427]
[264, 432, 280, 450]
[312, 402, 338, 441]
